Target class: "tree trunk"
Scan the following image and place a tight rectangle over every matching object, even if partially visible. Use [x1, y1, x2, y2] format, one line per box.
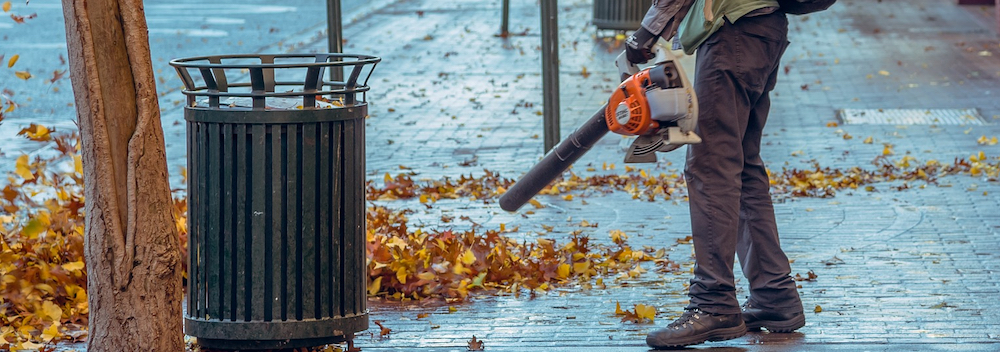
[61, 0, 183, 351]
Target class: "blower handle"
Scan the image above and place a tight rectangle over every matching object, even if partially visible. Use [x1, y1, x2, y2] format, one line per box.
[616, 44, 674, 81]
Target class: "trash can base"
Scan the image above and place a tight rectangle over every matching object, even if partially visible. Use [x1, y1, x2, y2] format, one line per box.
[196, 335, 348, 350]
[186, 313, 369, 343]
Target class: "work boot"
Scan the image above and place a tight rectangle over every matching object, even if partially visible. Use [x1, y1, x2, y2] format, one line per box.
[645, 308, 747, 349]
[741, 301, 806, 333]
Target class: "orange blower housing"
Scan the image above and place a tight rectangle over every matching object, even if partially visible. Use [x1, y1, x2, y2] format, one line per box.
[605, 69, 658, 136]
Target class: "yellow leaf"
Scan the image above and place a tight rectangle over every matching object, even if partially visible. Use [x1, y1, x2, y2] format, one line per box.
[448, 306, 458, 313]
[863, 136, 873, 144]
[529, 198, 544, 209]
[417, 272, 435, 281]
[419, 194, 429, 203]
[74, 154, 83, 175]
[562, 194, 573, 201]
[41, 322, 61, 342]
[395, 269, 408, 284]
[62, 261, 85, 272]
[22, 218, 44, 239]
[878, 70, 890, 76]
[635, 304, 656, 322]
[42, 300, 63, 321]
[18, 123, 52, 141]
[15, 154, 34, 180]
[18, 341, 45, 350]
[557, 263, 570, 279]
[452, 262, 471, 275]
[36, 283, 55, 295]
[814, 305, 823, 313]
[572, 261, 590, 274]
[7, 54, 18, 68]
[368, 277, 382, 296]
[882, 144, 893, 156]
[615, 301, 624, 315]
[460, 249, 476, 265]
[15, 71, 32, 80]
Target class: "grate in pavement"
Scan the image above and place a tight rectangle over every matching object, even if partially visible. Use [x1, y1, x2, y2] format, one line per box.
[838, 108, 988, 125]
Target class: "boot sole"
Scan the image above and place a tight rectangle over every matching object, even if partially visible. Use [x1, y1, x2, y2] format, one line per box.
[646, 323, 747, 349]
[745, 314, 805, 333]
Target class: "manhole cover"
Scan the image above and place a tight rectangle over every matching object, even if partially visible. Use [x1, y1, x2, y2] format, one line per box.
[838, 108, 987, 125]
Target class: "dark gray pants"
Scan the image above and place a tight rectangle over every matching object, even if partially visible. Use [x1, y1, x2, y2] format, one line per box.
[683, 11, 802, 315]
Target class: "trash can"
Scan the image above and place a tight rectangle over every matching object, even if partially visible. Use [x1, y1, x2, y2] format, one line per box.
[170, 53, 380, 350]
[593, 0, 653, 30]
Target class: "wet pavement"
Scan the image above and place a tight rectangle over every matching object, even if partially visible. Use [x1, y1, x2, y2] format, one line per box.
[3, 0, 1000, 350]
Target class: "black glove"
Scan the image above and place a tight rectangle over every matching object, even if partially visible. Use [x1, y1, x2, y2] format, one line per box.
[625, 26, 659, 64]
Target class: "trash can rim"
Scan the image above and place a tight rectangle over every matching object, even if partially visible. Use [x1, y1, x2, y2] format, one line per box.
[179, 86, 371, 98]
[169, 53, 381, 70]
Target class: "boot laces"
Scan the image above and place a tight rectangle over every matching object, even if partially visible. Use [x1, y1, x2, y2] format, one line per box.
[667, 309, 704, 329]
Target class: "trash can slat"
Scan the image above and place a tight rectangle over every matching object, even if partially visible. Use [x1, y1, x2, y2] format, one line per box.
[234, 124, 249, 321]
[187, 122, 198, 318]
[251, 124, 267, 321]
[318, 122, 332, 318]
[286, 127, 300, 321]
[269, 125, 283, 322]
[300, 124, 317, 320]
[222, 123, 234, 320]
[330, 122, 343, 318]
[207, 123, 222, 320]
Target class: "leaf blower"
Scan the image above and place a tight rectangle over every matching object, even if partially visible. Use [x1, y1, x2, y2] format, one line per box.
[499, 46, 701, 212]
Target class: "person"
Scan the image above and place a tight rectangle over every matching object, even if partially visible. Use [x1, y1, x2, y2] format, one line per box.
[625, 0, 805, 348]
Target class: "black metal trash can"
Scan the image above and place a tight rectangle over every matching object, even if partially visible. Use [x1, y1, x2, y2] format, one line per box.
[593, 0, 653, 30]
[170, 53, 380, 350]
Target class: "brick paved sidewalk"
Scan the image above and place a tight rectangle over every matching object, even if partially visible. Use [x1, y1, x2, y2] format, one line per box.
[300, 0, 1000, 350]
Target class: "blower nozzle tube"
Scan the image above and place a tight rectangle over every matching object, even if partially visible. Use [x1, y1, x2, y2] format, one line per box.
[499, 106, 610, 212]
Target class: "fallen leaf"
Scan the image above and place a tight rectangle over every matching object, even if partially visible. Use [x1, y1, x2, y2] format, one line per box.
[373, 320, 391, 337]
[635, 304, 655, 322]
[18, 123, 52, 141]
[15, 154, 34, 180]
[1, 1, 9, 12]
[49, 70, 66, 83]
[7, 54, 18, 68]
[467, 335, 485, 351]
[814, 305, 822, 313]
[15, 70, 32, 80]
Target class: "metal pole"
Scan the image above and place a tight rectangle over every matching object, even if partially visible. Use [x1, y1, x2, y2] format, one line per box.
[327, 0, 344, 83]
[501, 0, 510, 36]
[540, 0, 560, 152]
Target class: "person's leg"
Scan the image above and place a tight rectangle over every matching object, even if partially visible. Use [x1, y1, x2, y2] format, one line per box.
[646, 18, 753, 350]
[729, 12, 806, 332]
[736, 92, 801, 312]
[684, 20, 753, 317]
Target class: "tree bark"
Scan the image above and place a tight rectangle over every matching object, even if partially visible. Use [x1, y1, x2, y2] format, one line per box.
[61, 0, 183, 351]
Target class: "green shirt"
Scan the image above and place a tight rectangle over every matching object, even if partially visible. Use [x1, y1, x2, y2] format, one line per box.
[678, 0, 780, 54]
